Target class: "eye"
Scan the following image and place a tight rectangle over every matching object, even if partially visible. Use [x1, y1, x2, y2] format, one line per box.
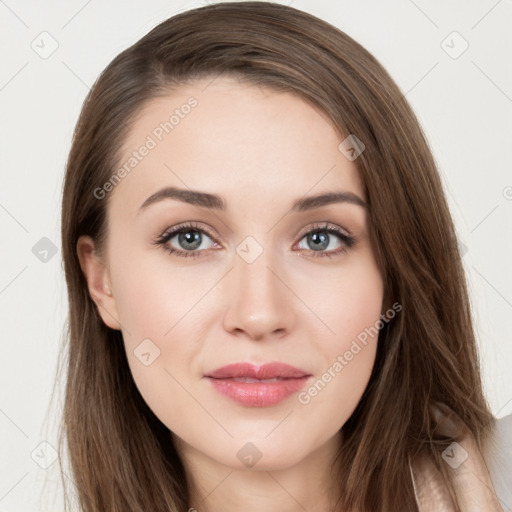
[294, 222, 356, 259]
[152, 221, 219, 258]
[152, 221, 356, 259]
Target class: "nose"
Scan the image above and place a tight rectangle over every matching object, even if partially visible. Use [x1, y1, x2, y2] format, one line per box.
[222, 246, 296, 342]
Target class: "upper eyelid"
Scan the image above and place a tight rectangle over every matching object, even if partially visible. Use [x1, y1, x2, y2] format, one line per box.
[295, 222, 351, 238]
[159, 221, 352, 245]
[160, 222, 218, 241]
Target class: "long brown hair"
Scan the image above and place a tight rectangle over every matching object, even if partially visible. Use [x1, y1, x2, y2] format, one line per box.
[57, 2, 495, 511]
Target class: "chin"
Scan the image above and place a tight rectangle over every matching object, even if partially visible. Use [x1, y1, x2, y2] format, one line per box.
[212, 438, 314, 472]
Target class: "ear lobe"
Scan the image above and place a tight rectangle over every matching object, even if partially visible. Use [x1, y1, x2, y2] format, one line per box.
[76, 235, 122, 330]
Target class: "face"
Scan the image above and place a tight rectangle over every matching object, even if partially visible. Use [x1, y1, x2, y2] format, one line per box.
[78, 76, 384, 472]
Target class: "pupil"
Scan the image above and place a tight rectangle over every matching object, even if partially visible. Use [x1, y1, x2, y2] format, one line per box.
[309, 232, 328, 251]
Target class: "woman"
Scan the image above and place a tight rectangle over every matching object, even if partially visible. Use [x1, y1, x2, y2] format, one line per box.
[58, 2, 509, 511]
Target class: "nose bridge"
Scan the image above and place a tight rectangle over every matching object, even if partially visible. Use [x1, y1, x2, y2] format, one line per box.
[223, 234, 294, 338]
[235, 239, 277, 298]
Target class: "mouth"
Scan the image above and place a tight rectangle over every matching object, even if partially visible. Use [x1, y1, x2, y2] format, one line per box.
[205, 362, 312, 407]
[228, 377, 287, 383]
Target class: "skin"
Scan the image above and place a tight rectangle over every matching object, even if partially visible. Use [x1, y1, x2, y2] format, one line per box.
[77, 76, 385, 512]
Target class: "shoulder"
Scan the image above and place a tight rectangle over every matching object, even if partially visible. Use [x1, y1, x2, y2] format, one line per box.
[410, 409, 511, 511]
[484, 414, 512, 511]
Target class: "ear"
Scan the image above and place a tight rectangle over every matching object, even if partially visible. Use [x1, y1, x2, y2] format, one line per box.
[76, 235, 122, 330]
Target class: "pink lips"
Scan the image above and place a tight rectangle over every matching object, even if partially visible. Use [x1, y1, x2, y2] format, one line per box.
[205, 362, 311, 407]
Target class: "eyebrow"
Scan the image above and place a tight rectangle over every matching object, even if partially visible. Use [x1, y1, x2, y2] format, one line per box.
[138, 186, 367, 213]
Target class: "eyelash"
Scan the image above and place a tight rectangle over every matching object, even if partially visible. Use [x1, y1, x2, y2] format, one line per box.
[151, 221, 356, 260]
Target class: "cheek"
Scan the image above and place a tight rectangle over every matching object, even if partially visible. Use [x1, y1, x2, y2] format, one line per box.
[332, 261, 383, 366]
[114, 264, 201, 426]
[297, 255, 383, 413]
[303, 250, 384, 347]
[108, 249, 215, 406]
[110, 242, 213, 340]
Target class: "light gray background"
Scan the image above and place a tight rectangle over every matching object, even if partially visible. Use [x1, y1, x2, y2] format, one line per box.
[0, 1, 511, 510]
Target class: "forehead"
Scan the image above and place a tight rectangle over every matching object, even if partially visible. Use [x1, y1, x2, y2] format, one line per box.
[109, 76, 365, 216]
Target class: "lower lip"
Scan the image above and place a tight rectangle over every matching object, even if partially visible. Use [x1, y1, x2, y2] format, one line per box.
[206, 376, 310, 407]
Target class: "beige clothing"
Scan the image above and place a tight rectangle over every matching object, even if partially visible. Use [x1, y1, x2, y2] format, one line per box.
[411, 413, 512, 511]
[485, 414, 512, 511]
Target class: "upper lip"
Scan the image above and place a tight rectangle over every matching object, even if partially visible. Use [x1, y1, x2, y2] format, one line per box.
[206, 362, 310, 380]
